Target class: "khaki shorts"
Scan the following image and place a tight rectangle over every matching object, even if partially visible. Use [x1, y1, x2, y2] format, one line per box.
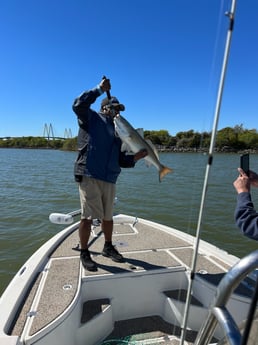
[79, 176, 116, 220]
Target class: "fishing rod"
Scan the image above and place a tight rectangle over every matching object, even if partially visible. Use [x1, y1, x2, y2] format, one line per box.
[180, 1, 237, 344]
[102, 75, 111, 99]
[102, 75, 116, 117]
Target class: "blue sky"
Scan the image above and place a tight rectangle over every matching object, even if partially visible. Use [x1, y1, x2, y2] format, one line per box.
[0, 0, 257, 138]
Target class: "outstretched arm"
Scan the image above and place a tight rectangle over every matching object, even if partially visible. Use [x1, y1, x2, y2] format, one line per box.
[234, 168, 258, 240]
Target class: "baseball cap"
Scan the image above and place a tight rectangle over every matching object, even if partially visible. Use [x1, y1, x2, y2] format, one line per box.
[101, 96, 125, 111]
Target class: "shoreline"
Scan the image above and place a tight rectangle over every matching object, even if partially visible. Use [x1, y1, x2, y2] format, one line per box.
[1, 146, 258, 154]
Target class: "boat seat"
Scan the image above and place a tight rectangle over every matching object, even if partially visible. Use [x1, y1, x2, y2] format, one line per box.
[196, 273, 255, 298]
[81, 298, 110, 323]
[163, 289, 203, 306]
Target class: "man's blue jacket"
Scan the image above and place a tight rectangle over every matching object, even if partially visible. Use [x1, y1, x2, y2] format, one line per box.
[72, 87, 135, 184]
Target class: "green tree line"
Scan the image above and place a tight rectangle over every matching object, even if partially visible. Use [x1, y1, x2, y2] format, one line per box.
[1, 125, 258, 151]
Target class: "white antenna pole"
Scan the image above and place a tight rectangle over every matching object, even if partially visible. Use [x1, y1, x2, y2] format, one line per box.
[180, 1, 237, 344]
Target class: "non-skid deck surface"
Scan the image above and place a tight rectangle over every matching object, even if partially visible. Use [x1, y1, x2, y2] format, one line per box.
[51, 221, 230, 275]
[102, 315, 198, 345]
[10, 258, 80, 336]
[10, 219, 236, 340]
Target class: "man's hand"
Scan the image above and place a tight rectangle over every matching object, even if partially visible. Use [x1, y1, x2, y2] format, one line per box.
[99, 77, 111, 93]
[233, 168, 250, 194]
[134, 149, 148, 162]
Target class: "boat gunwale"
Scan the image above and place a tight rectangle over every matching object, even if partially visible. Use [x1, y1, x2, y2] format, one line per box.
[0, 221, 79, 336]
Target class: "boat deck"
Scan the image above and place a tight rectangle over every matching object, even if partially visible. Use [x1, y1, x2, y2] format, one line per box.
[8, 215, 254, 345]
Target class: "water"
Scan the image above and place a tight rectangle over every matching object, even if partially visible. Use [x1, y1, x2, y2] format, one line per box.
[1, 148, 258, 296]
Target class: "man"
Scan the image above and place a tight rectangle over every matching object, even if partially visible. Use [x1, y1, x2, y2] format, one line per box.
[72, 77, 147, 271]
[233, 168, 258, 240]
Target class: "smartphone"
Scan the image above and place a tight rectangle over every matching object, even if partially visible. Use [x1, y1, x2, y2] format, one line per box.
[240, 153, 249, 175]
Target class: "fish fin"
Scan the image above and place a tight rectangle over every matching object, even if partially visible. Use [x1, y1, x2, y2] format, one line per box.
[121, 142, 133, 153]
[136, 128, 144, 137]
[159, 166, 173, 182]
[146, 139, 159, 159]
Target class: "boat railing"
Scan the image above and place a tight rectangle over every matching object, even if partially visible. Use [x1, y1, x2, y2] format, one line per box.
[194, 249, 258, 345]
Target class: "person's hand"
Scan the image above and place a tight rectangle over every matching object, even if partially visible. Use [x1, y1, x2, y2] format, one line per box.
[99, 77, 111, 93]
[134, 149, 148, 162]
[233, 168, 250, 194]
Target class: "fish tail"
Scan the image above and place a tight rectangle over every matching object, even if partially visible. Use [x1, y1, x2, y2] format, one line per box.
[159, 166, 173, 182]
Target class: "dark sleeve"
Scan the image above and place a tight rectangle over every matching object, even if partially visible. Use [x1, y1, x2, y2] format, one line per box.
[234, 192, 258, 240]
[119, 151, 136, 168]
[72, 87, 101, 119]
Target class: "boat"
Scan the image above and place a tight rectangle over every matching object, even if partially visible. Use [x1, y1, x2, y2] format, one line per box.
[0, 211, 258, 345]
[1, 0, 258, 344]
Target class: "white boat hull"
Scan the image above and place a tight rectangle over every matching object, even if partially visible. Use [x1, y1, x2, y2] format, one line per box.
[0, 215, 257, 345]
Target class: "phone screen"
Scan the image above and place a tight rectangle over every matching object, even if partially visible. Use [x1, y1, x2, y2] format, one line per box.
[240, 154, 249, 175]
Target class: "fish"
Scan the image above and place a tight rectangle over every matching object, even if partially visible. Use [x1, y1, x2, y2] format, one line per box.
[113, 114, 173, 182]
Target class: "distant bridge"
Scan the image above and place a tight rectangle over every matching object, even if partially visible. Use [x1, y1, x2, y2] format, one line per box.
[0, 124, 74, 141]
[43, 123, 73, 140]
